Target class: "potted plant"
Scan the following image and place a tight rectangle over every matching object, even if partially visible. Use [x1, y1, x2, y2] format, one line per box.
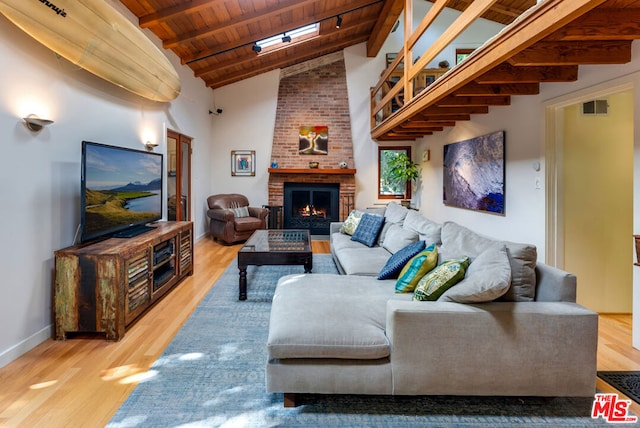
[386, 152, 420, 206]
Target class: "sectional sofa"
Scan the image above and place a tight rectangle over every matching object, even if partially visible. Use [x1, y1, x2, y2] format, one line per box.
[266, 203, 598, 407]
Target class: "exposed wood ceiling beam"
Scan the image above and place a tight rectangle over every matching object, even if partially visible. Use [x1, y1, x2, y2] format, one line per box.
[139, 0, 218, 28]
[475, 63, 579, 83]
[436, 96, 511, 106]
[367, 0, 404, 57]
[509, 40, 632, 66]
[546, 9, 640, 41]
[454, 82, 540, 96]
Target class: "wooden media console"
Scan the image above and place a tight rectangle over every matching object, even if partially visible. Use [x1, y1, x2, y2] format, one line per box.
[54, 221, 193, 341]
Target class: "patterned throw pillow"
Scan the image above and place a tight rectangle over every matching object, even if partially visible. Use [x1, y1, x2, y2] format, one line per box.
[413, 257, 470, 301]
[340, 210, 363, 235]
[378, 240, 426, 280]
[229, 206, 250, 218]
[350, 213, 385, 247]
[395, 244, 438, 293]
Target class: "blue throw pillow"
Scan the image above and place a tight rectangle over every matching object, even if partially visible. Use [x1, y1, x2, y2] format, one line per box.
[351, 213, 385, 248]
[378, 240, 426, 280]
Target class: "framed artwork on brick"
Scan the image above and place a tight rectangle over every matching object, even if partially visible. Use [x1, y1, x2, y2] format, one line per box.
[299, 126, 328, 155]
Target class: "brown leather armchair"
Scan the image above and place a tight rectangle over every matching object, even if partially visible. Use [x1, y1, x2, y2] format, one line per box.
[207, 194, 268, 244]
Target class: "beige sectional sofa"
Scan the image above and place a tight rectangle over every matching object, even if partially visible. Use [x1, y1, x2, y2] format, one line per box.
[266, 203, 598, 407]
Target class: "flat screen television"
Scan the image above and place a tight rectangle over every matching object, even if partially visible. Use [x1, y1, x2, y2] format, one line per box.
[81, 141, 163, 242]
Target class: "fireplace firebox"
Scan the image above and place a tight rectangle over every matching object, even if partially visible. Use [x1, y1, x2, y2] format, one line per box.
[283, 183, 340, 235]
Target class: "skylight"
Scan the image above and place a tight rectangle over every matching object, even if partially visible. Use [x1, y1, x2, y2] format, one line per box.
[256, 23, 319, 49]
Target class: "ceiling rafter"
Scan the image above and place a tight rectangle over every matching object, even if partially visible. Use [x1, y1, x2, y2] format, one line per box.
[138, 0, 219, 28]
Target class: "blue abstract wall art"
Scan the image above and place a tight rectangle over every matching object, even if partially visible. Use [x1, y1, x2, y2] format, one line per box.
[443, 130, 505, 215]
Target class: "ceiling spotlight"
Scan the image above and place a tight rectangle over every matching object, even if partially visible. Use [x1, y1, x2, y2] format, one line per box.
[336, 15, 343, 29]
[282, 34, 292, 43]
[252, 43, 262, 53]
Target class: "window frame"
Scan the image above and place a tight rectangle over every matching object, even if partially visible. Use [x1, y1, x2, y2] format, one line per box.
[378, 146, 412, 200]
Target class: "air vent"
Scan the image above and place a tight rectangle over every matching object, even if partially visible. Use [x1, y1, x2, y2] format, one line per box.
[582, 99, 609, 116]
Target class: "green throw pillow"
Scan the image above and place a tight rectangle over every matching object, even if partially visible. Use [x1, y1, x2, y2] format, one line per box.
[340, 210, 363, 235]
[413, 257, 470, 301]
[395, 244, 438, 293]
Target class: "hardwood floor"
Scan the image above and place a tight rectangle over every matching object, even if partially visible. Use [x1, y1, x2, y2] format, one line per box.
[0, 236, 637, 427]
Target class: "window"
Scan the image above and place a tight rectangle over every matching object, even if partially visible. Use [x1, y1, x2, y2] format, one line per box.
[378, 146, 412, 200]
[256, 23, 318, 53]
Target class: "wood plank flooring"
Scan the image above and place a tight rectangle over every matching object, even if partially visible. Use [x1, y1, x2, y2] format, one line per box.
[0, 236, 638, 427]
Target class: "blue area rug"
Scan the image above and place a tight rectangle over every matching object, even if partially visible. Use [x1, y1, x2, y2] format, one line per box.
[108, 254, 607, 427]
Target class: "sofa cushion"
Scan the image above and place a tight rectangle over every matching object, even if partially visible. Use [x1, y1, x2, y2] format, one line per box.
[413, 257, 470, 301]
[395, 244, 438, 293]
[402, 210, 442, 245]
[268, 274, 409, 360]
[378, 240, 425, 280]
[351, 213, 385, 247]
[335, 246, 392, 276]
[439, 246, 511, 303]
[439, 222, 536, 301]
[332, 232, 367, 252]
[228, 206, 249, 218]
[384, 201, 409, 225]
[382, 224, 420, 254]
[340, 210, 363, 235]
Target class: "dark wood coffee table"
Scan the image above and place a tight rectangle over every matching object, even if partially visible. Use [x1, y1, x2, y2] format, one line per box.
[237, 229, 312, 300]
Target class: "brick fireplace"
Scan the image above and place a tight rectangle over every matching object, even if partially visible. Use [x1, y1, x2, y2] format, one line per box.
[268, 52, 356, 231]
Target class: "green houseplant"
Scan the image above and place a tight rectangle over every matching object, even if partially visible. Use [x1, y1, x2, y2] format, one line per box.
[383, 152, 420, 205]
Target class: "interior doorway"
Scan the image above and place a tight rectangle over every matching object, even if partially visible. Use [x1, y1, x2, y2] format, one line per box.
[167, 130, 192, 221]
[546, 84, 634, 313]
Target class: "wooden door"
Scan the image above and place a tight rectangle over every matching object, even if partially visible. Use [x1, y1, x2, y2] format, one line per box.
[167, 130, 192, 221]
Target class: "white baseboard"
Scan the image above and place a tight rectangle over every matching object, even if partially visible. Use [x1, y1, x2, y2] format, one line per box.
[0, 325, 52, 369]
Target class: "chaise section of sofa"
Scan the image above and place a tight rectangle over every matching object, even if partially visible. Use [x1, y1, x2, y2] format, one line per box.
[267, 203, 598, 406]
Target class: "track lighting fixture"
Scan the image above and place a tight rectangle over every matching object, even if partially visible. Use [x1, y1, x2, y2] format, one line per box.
[336, 15, 342, 28]
[252, 43, 262, 53]
[282, 34, 291, 43]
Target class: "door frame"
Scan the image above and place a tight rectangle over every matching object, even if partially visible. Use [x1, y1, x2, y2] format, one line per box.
[166, 128, 193, 221]
[544, 78, 634, 268]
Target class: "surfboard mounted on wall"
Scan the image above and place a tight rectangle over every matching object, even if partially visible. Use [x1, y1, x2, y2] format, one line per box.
[0, 0, 181, 102]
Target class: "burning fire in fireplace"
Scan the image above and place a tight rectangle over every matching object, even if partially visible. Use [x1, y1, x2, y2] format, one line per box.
[300, 204, 326, 218]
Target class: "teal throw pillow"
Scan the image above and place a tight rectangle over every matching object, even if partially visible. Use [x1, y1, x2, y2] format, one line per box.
[340, 210, 363, 235]
[378, 240, 425, 280]
[351, 213, 385, 247]
[413, 257, 470, 301]
[395, 244, 438, 293]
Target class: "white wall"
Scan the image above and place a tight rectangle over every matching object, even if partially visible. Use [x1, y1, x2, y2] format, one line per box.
[0, 1, 213, 367]
[208, 70, 281, 207]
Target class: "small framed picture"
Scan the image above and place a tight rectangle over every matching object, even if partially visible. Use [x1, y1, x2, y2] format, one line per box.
[231, 150, 255, 176]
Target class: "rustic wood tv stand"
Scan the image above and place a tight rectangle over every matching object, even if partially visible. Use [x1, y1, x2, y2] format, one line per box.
[54, 221, 193, 341]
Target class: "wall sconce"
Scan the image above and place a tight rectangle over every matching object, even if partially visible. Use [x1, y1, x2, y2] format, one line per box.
[282, 34, 291, 43]
[23, 114, 54, 132]
[144, 141, 159, 151]
[252, 43, 262, 53]
[336, 15, 343, 28]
